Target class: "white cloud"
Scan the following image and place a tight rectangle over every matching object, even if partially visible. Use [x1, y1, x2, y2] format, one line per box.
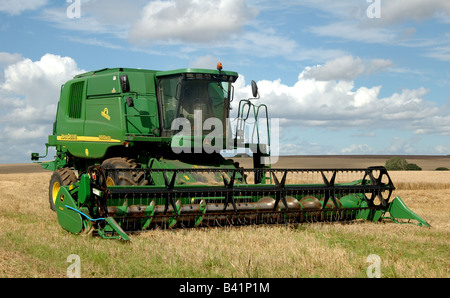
[3, 125, 47, 143]
[0, 52, 24, 82]
[233, 61, 447, 134]
[387, 137, 417, 154]
[341, 144, 375, 154]
[425, 45, 450, 62]
[128, 0, 258, 44]
[301, 0, 450, 62]
[351, 131, 376, 138]
[228, 30, 297, 58]
[293, 0, 450, 25]
[38, 0, 345, 63]
[411, 114, 450, 136]
[0, 52, 23, 67]
[0, 53, 84, 162]
[40, 0, 139, 38]
[189, 55, 222, 69]
[0, 0, 47, 15]
[171, 28, 347, 64]
[310, 22, 397, 45]
[223, 30, 346, 62]
[435, 145, 449, 154]
[366, 59, 394, 74]
[302, 55, 393, 81]
[1, 53, 83, 109]
[380, 0, 450, 25]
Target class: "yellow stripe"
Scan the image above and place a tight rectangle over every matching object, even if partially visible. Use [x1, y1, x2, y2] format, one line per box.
[57, 135, 121, 143]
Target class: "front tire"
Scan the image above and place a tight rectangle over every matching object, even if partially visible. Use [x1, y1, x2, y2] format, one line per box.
[49, 168, 77, 211]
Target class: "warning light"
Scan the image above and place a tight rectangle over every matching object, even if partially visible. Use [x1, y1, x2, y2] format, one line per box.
[217, 62, 223, 71]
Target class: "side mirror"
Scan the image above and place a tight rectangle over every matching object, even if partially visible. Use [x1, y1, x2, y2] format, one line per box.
[126, 97, 134, 107]
[120, 74, 130, 93]
[251, 80, 259, 98]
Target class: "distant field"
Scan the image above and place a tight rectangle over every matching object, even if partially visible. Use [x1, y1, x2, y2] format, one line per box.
[233, 155, 450, 171]
[0, 156, 449, 278]
[0, 163, 48, 174]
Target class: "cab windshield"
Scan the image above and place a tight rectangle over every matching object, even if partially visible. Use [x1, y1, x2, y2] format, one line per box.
[159, 75, 233, 134]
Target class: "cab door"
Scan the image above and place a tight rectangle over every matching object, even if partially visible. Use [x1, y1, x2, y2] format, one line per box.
[123, 71, 160, 136]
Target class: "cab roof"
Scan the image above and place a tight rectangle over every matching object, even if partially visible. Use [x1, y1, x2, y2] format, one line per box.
[74, 67, 238, 81]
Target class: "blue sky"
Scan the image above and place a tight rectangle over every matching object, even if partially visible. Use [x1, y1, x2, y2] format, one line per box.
[0, 0, 449, 164]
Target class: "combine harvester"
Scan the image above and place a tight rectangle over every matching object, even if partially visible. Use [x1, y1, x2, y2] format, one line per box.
[32, 64, 429, 240]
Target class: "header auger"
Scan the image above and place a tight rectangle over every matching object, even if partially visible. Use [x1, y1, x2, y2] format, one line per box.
[32, 64, 429, 240]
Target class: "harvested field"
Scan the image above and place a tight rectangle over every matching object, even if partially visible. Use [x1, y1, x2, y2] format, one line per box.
[234, 155, 450, 171]
[0, 156, 449, 278]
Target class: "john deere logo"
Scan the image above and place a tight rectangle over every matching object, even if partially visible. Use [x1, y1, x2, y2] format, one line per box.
[101, 108, 110, 120]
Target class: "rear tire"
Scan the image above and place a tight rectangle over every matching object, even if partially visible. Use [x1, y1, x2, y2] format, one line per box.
[49, 168, 77, 211]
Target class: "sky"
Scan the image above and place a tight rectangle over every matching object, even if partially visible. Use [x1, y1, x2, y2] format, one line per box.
[0, 0, 449, 164]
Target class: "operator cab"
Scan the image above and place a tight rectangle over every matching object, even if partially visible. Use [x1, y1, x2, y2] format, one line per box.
[156, 65, 238, 137]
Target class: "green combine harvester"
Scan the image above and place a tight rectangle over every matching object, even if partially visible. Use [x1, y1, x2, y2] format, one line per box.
[32, 63, 430, 240]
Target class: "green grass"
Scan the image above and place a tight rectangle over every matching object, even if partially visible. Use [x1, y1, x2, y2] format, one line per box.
[2, 220, 448, 278]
